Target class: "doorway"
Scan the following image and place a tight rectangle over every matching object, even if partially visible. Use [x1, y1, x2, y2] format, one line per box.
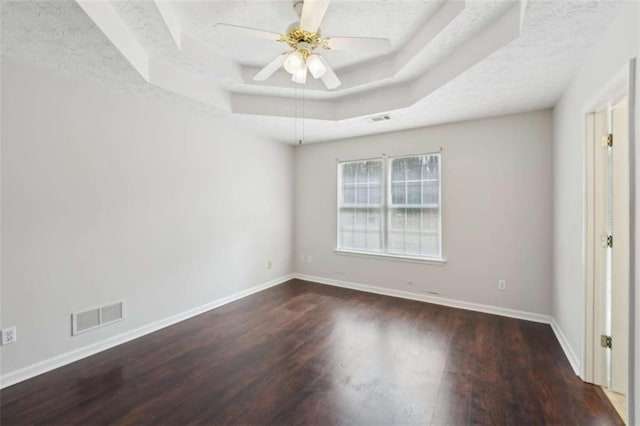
[585, 92, 630, 423]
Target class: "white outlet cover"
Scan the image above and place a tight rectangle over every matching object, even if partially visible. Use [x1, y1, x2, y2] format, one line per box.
[2, 327, 17, 345]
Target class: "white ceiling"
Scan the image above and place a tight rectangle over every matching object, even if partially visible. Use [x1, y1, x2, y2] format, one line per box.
[1, 0, 624, 143]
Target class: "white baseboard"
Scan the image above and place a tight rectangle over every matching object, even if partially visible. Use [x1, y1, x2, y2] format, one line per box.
[295, 273, 551, 324]
[0, 274, 294, 389]
[550, 318, 582, 376]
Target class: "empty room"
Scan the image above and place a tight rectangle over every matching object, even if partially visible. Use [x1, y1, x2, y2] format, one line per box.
[1, 0, 639, 424]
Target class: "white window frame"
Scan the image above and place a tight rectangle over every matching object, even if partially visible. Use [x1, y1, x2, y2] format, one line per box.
[335, 152, 446, 264]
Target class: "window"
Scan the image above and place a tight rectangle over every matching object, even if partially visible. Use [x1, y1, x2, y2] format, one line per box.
[337, 153, 442, 261]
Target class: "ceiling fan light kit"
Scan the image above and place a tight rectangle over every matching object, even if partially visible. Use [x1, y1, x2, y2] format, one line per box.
[284, 49, 306, 74]
[214, 0, 391, 90]
[292, 65, 308, 84]
[306, 54, 327, 79]
[283, 42, 326, 82]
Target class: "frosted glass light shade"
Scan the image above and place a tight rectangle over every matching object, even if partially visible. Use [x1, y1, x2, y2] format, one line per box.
[283, 56, 296, 74]
[284, 51, 304, 74]
[307, 54, 327, 79]
[292, 65, 308, 84]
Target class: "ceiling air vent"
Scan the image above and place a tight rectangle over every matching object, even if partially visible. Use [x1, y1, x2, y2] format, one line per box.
[368, 114, 391, 123]
[72, 301, 125, 336]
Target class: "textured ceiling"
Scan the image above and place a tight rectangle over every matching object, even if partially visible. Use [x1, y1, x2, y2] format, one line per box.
[1, 0, 625, 143]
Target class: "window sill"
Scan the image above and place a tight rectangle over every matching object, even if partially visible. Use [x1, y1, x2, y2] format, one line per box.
[334, 249, 447, 265]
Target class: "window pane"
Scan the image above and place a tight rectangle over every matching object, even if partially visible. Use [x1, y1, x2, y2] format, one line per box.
[390, 207, 405, 231]
[387, 154, 441, 258]
[340, 210, 354, 248]
[338, 160, 383, 252]
[421, 234, 439, 257]
[422, 181, 438, 205]
[391, 182, 405, 204]
[388, 229, 404, 253]
[341, 232, 354, 249]
[368, 161, 382, 181]
[369, 183, 382, 204]
[366, 209, 382, 251]
[422, 209, 438, 232]
[343, 186, 355, 204]
[406, 208, 420, 230]
[342, 163, 355, 184]
[354, 209, 367, 230]
[368, 210, 381, 228]
[353, 232, 367, 248]
[356, 161, 368, 182]
[406, 157, 422, 180]
[405, 232, 421, 255]
[422, 155, 439, 179]
[356, 186, 368, 204]
[407, 182, 421, 205]
[391, 158, 406, 181]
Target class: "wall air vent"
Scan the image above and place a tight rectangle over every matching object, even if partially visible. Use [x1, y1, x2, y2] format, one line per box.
[368, 114, 391, 122]
[72, 301, 125, 336]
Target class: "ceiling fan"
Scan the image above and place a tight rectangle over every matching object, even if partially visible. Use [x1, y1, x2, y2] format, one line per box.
[213, 0, 391, 90]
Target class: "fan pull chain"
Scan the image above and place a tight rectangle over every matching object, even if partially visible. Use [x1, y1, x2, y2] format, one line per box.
[294, 87, 298, 144]
[293, 88, 305, 145]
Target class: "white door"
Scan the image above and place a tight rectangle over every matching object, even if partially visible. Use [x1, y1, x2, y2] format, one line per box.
[609, 96, 629, 394]
[592, 108, 608, 387]
[591, 96, 629, 396]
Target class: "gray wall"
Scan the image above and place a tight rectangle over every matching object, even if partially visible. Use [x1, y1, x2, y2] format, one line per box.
[0, 58, 295, 375]
[295, 110, 553, 315]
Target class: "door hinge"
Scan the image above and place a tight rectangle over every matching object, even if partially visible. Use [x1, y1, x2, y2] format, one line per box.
[607, 235, 613, 248]
[601, 133, 613, 147]
[600, 334, 612, 349]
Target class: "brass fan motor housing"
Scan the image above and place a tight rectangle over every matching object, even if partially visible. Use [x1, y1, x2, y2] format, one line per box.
[279, 27, 331, 50]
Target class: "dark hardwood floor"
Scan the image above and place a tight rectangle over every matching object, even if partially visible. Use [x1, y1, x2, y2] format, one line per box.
[1, 279, 623, 425]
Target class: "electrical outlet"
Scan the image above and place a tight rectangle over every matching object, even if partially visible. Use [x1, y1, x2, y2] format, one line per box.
[306, 256, 313, 264]
[2, 327, 17, 345]
[498, 280, 507, 291]
[300, 255, 306, 263]
[267, 261, 272, 270]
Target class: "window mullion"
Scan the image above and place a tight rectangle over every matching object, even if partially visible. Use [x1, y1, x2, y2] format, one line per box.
[438, 154, 443, 257]
[353, 166, 358, 248]
[419, 160, 423, 255]
[365, 166, 369, 250]
[403, 162, 408, 253]
[384, 159, 389, 254]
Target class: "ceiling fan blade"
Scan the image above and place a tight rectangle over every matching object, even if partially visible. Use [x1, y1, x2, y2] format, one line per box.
[325, 36, 391, 51]
[253, 54, 287, 81]
[213, 23, 282, 42]
[318, 56, 341, 90]
[299, 0, 330, 33]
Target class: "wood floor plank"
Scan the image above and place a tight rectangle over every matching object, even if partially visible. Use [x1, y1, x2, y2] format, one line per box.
[0, 279, 624, 425]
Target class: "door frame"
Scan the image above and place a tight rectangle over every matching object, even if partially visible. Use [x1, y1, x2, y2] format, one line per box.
[584, 58, 636, 423]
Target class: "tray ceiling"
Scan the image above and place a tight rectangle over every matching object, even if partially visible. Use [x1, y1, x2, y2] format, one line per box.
[1, 0, 623, 143]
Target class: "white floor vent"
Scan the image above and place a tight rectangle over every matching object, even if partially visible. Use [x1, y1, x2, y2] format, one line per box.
[72, 301, 125, 336]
